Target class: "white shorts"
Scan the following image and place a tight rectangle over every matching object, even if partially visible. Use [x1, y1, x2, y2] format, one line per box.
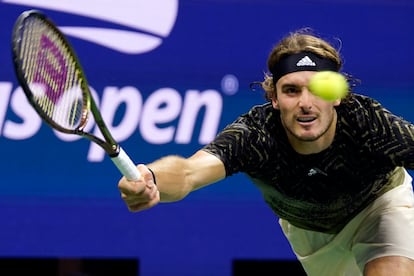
[279, 168, 414, 276]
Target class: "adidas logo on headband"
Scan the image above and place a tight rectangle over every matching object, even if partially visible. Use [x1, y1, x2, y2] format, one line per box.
[296, 56, 316, 67]
[271, 51, 337, 83]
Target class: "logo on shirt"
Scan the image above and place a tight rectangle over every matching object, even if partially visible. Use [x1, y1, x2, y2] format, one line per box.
[307, 168, 328, 177]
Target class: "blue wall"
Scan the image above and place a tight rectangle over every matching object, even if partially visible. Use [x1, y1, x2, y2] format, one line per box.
[0, 0, 413, 275]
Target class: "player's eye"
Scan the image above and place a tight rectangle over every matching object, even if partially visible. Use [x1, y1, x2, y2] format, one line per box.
[282, 85, 300, 94]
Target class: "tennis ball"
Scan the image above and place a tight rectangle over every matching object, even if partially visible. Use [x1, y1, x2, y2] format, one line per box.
[308, 71, 349, 101]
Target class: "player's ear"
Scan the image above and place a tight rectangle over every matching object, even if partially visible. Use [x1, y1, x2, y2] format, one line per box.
[333, 99, 341, 106]
[271, 97, 279, 109]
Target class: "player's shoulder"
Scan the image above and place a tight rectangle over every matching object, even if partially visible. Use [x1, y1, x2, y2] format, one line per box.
[338, 92, 384, 115]
[337, 92, 390, 133]
[230, 102, 279, 135]
[241, 102, 277, 122]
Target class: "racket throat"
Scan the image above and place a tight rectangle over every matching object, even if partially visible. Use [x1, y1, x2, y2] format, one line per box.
[81, 132, 120, 157]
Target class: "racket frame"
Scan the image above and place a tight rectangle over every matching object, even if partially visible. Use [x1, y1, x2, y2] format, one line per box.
[11, 9, 121, 157]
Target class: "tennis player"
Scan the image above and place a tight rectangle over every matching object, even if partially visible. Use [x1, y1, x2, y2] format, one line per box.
[118, 29, 414, 275]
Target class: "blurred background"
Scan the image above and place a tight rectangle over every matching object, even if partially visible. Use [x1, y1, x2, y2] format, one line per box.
[0, 0, 413, 275]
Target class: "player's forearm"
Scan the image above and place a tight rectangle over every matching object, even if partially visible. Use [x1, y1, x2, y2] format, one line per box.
[147, 155, 194, 202]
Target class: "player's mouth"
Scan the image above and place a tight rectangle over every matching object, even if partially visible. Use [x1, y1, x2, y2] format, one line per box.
[296, 116, 317, 124]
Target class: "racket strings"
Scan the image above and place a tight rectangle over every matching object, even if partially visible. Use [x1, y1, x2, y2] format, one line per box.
[17, 17, 87, 131]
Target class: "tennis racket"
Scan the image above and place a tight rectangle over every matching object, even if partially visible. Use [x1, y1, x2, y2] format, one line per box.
[11, 9, 141, 181]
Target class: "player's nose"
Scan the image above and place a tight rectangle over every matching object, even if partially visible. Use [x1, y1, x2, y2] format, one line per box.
[298, 87, 314, 110]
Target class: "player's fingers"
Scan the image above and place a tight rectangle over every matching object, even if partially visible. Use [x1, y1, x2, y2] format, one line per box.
[118, 165, 155, 194]
[127, 190, 160, 212]
[118, 176, 146, 196]
[119, 179, 155, 199]
[120, 183, 159, 209]
[118, 164, 159, 212]
[123, 182, 157, 201]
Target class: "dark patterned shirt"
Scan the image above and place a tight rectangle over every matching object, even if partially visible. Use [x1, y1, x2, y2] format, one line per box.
[202, 93, 414, 233]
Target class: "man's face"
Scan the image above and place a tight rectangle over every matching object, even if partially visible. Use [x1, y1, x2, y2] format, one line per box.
[272, 71, 341, 152]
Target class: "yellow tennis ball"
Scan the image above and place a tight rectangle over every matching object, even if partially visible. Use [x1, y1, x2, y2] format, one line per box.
[308, 71, 349, 101]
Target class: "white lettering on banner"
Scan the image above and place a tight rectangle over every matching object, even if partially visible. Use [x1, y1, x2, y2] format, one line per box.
[1, 87, 42, 139]
[90, 87, 223, 162]
[140, 87, 182, 144]
[176, 89, 222, 144]
[0, 82, 224, 162]
[0, 82, 13, 133]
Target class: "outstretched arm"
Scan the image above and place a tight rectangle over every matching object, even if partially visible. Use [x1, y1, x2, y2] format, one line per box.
[118, 150, 226, 212]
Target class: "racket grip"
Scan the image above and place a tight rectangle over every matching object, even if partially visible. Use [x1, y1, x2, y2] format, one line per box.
[111, 147, 141, 181]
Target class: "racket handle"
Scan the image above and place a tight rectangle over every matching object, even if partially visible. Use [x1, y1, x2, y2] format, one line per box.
[111, 147, 141, 181]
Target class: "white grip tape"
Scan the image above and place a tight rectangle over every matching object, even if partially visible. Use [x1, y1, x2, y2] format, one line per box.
[111, 147, 141, 181]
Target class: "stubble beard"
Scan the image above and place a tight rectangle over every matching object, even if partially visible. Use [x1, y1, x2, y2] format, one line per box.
[283, 113, 335, 143]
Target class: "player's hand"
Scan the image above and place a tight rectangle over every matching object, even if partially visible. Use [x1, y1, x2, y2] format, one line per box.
[118, 164, 160, 212]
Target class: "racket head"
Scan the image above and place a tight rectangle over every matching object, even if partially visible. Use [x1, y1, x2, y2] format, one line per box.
[11, 10, 140, 180]
[11, 9, 90, 134]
